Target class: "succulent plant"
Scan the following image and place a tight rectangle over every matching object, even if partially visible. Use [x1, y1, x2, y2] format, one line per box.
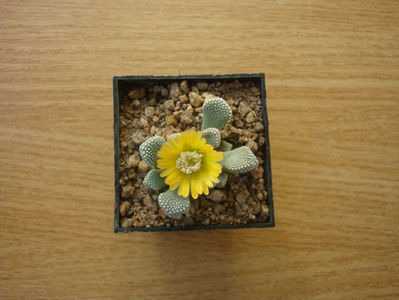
[201, 97, 233, 130]
[201, 127, 221, 149]
[137, 96, 260, 219]
[215, 172, 228, 188]
[217, 140, 233, 152]
[158, 189, 190, 218]
[143, 169, 167, 191]
[139, 136, 165, 167]
[220, 146, 259, 174]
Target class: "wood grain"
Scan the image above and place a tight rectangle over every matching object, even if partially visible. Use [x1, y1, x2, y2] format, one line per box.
[0, 0, 398, 299]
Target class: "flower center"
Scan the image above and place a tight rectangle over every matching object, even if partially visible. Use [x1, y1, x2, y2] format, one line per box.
[176, 151, 203, 174]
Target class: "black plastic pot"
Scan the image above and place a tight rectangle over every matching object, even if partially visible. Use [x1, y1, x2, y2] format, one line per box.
[113, 73, 274, 232]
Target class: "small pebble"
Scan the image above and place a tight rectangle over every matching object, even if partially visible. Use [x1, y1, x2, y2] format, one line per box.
[238, 102, 250, 117]
[127, 154, 140, 168]
[208, 190, 226, 203]
[180, 107, 193, 124]
[229, 80, 241, 89]
[166, 115, 178, 126]
[180, 80, 190, 93]
[251, 167, 263, 179]
[145, 106, 154, 118]
[201, 199, 213, 209]
[201, 92, 215, 100]
[120, 201, 131, 217]
[189, 92, 203, 108]
[254, 122, 264, 132]
[169, 82, 181, 99]
[143, 194, 157, 211]
[164, 100, 175, 111]
[235, 119, 243, 128]
[202, 218, 210, 225]
[153, 85, 161, 93]
[214, 204, 225, 214]
[158, 208, 167, 219]
[196, 82, 208, 90]
[121, 217, 134, 228]
[138, 161, 150, 173]
[261, 204, 269, 217]
[128, 88, 145, 99]
[246, 111, 256, 123]
[131, 131, 145, 145]
[236, 188, 250, 205]
[140, 116, 148, 127]
[179, 94, 189, 103]
[121, 185, 134, 198]
[160, 87, 168, 97]
[247, 139, 258, 152]
[226, 99, 235, 106]
[132, 99, 140, 107]
[133, 221, 144, 227]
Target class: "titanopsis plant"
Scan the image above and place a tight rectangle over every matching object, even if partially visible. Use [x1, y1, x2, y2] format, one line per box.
[139, 97, 259, 218]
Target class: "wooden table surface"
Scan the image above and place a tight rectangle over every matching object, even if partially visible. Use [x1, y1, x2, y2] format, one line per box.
[1, 1, 398, 299]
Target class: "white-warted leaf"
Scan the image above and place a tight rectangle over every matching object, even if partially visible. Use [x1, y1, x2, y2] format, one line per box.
[167, 132, 181, 141]
[201, 97, 232, 130]
[139, 136, 165, 167]
[143, 169, 167, 191]
[158, 189, 190, 218]
[221, 146, 259, 174]
[215, 172, 228, 188]
[201, 127, 221, 148]
[217, 140, 233, 152]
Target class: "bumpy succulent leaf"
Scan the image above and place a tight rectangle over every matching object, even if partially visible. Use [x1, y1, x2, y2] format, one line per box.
[139, 136, 165, 167]
[201, 128, 221, 149]
[217, 140, 233, 152]
[201, 97, 232, 130]
[215, 172, 228, 188]
[143, 169, 167, 191]
[158, 189, 190, 218]
[221, 146, 259, 174]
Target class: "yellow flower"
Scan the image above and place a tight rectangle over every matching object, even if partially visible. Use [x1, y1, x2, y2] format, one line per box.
[157, 131, 223, 199]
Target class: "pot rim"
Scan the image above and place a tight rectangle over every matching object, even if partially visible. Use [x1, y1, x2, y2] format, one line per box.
[113, 73, 274, 232]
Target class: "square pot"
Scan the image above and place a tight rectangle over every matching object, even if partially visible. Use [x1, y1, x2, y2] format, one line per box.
[113, 73, 274, 232]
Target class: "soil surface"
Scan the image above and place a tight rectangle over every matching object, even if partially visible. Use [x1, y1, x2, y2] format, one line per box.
[118, 79, 270, 228]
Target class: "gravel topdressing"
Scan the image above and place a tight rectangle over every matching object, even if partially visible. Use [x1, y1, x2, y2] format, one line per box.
[118, 79, 270, 229]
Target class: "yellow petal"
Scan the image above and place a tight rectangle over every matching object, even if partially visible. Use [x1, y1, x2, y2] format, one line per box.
[199, 144, 214, 154]
[160, 167, 177, 177]
[165, 170, 183, 190]
[190, 173, 202, 199]
[191, 185, 198, 199]
[195, 176, 203, 195]
[178, 176, 190, 198]
[202, 181, 209, 195]
[204, 150, 223, 162]
[157, 159, 176, 170]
